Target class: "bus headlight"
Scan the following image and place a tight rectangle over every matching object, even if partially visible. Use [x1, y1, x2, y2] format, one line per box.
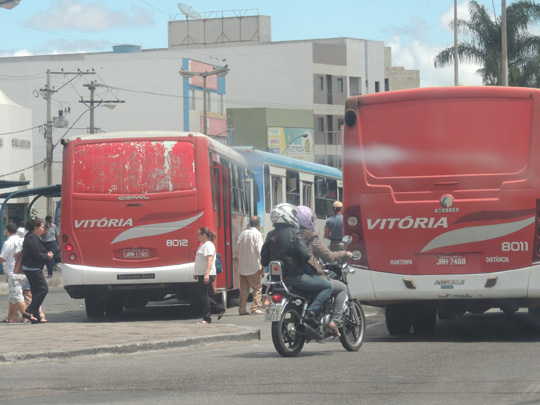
[347, 216, 359, 227]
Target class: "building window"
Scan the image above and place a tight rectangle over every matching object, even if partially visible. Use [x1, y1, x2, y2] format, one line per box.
[318, 76, 324, 91]
[375, 81, 380, 93]
[317, 117, 324, 132]
[385, 78, 389, 92]
[189, 89, 196, 110]
[350, 77, 361, 96]
[217, 94, 224, 114]
[337, 78, 344, 93]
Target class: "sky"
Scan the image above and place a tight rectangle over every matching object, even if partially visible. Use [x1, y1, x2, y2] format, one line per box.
[0, 0, 525, 87]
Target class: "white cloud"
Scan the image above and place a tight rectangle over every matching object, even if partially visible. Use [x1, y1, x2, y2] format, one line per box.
[389, 36, 483, 87]
[440, 0, 473, 33]
[1, 49, 34, 57]
[27, 0, 154, 31]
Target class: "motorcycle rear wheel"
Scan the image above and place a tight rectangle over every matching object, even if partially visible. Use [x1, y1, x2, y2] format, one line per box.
[271, 305, 305, 357]
[339, 300, 365, 351]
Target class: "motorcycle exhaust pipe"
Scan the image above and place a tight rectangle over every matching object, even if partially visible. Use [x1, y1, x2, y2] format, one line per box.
[297, 323, 320, 340]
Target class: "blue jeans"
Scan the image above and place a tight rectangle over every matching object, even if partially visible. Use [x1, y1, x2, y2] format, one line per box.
[43, 240, 57, 276]
[284, 274, 333, 313]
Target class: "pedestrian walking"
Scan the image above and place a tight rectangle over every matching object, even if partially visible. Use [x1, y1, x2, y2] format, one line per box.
[42, 215, 59, 278]
[193, 227, 225, 324]
[324, 201, 345, 251]
[21, 218, 53, 324]
[235, 216, 265, 315]
[0, 223, 26, 323]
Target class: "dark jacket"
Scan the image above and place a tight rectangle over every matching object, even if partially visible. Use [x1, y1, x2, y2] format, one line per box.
[261, 223, 310, 277]
[21, 232, 50, 269]
[302, 229, 349, 277]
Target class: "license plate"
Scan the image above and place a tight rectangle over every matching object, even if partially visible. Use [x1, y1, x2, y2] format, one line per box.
[264, 305, 283, 322]
[123, 248, 150, 259]
[435, 256, 466, 266]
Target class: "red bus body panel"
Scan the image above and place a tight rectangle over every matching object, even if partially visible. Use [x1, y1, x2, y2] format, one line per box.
[343, 87, 540, 303]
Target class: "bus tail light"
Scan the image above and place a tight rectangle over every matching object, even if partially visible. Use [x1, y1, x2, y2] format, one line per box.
[65, 244, 73, 252]
[69, 254, 77, 261]
[343, 206, 369, 268]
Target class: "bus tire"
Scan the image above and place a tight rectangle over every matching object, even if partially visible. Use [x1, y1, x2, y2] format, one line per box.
[105, 296, 124, 317]
[85, 296, 105, 318]
[385, 304, 411, 335]
[411, 302, 437, 334]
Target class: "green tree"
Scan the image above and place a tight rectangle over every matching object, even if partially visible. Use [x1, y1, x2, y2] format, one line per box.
[434, 0, 540, 87]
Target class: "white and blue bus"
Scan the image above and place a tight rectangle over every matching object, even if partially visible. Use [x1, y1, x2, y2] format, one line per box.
[233, 147, 342, 239]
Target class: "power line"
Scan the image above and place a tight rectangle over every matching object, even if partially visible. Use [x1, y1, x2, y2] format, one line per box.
[0, 160, 44, 178]
[0, 124, 44, 137]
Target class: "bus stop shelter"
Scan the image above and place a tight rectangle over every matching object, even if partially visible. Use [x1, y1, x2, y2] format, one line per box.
[0, 184, 61, 246]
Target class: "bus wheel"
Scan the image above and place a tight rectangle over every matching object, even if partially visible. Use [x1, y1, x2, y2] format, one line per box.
[105, 296, 124, 317]
[411, 302, 437, 334]
[85, 296, 105, 318]
[385, 304, 411, 335]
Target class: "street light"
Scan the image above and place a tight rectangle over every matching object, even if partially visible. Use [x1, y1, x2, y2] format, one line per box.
[179, 65, 229, 135]
[281, 132, 310, 155]
[80, 82, 124, 134]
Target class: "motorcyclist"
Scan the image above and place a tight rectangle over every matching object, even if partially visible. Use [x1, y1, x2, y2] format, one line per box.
[296, 205, 353, 336]
[261, 203, 333, 326]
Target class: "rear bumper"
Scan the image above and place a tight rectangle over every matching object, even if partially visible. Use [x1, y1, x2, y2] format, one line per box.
[348, 265, 540, 304]
[62, 262, 196, 287]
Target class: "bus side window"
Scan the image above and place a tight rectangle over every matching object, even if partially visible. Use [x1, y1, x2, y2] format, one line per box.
[286, 170, 300, 205]
[272, 176, 284, 207]
[326, 179, 338, 215]
[264, 165, 271, 213]
[314, 176, 327, 219]
[212, 167, 222, 226]
[302, 182, 313, 208]
[230, 164, 238, 213]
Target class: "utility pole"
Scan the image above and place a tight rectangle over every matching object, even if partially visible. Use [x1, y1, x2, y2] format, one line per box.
[42, 69, 95, 215]
[80, 81, 125, 134]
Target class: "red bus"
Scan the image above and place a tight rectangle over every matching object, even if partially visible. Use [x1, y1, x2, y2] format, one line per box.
[343, 86, 540, 334]
[61, 131, 252, 317]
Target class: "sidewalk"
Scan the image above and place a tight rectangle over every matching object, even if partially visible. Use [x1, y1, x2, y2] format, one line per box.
[0, 270, 260, 363]
[0, 320, 260, 363]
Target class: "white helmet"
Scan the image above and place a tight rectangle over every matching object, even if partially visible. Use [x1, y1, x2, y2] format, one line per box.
[270, 203, 299, 228]
[296, 205, 316, 232]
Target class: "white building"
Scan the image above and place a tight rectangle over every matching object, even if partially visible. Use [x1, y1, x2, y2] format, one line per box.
[0, 12, 418, 216]
[0, 89, 33, 225]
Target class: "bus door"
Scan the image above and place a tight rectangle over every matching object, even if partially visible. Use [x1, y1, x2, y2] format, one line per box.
[212, 164, 232, 290]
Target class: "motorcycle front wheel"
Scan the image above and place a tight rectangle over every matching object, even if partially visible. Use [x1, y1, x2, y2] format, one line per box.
[339, 299, 365, 351]
[271, 304, 305, 357]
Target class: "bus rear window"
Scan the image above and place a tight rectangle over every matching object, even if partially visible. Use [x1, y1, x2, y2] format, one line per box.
[359, 97, 531, 178]
[74, 141, 195, 194]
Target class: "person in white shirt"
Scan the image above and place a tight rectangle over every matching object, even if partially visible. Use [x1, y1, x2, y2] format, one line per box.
[235, 216, 265, 315]
[0, 223, 26, 323]
[193, 227, 225, 324]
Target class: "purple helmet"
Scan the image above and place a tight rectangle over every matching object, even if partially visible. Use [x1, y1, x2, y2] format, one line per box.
[296, 205, 316, 232]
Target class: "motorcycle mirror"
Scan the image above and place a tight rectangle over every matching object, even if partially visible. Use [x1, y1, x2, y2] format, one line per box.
[352, 250, 362, 261]
[342, 235, 352, 245]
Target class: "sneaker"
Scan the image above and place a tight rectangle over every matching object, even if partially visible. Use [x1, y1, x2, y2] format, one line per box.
[47, 275, 52, 279]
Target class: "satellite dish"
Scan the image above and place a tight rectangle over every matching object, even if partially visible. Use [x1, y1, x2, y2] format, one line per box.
[177, 3, 202, 20]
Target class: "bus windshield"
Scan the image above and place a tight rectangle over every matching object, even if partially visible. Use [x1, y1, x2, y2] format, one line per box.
[73, 140, 195, 194]
[359, 96, 532, 178]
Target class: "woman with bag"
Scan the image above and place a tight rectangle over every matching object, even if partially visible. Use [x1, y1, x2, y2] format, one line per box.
[193, 227, 225, 324]
[21, 218, 53, 324]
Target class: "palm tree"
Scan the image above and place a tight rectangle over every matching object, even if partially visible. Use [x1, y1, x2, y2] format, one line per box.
[434, 0, 540, 87]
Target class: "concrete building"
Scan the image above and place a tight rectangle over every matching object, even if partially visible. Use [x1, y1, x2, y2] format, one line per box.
[0, 89, 33, 225]
[0, 11, 418, 215]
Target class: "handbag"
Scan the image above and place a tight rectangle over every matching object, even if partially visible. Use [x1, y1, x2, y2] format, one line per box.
[215, 253, 223, 274]
[13, 250, 23, 274]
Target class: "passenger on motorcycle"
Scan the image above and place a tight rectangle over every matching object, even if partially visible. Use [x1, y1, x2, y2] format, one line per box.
[296, 205, 353, 335]
[261, 203, 333, 326]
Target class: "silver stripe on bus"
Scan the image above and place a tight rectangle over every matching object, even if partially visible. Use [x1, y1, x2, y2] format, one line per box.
[110, 211, 204, 244]
[421, 216, 535, 253]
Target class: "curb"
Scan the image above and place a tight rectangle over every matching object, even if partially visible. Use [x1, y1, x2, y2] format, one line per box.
[0, 327, 260, 363]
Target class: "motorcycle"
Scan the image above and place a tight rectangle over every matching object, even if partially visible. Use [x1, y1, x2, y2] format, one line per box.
[263, 251, 365, 357]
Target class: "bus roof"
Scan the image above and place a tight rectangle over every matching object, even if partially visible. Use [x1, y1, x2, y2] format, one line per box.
[233, 147, 342, 178]
[64, 130, 248, 167]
